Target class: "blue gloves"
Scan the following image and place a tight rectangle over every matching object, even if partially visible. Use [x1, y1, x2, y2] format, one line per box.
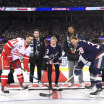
[74, 67, 81, 75]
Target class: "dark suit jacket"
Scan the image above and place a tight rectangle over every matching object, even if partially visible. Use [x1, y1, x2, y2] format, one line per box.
[29, 37, 45, 64]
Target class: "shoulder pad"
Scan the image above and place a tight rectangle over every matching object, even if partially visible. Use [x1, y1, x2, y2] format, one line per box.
[16, 37, 24, 40]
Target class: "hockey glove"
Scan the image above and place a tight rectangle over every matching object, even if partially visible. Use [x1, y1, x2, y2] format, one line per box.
[74, 67, 81, 76]
[7, 54, 13, 62]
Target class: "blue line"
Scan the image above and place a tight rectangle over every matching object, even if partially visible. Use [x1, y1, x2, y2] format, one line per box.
[0, 98, 104, 103]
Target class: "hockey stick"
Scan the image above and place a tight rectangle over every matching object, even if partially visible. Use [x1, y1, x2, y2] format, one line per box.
[12, 61, 26, 71]
[53, 63, 60, 64]
[13, 61, 62, 91]
[39, 75, 74, 97]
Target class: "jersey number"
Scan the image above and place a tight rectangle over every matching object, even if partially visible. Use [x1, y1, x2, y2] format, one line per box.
[87, 41, 100, 49]
[46, 49, 49, 54]
[10, 39, 18, 46]
[77, 47, 84, 55]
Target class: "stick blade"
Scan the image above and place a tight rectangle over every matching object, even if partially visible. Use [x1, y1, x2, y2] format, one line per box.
[39, 93, 52, 97]
[39, 88, 63, 97]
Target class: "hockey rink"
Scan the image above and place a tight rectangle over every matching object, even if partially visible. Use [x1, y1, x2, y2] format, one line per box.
[0, 61, 104, 104]
[1, 87, 104, 104]
[0, 69, 104, 104]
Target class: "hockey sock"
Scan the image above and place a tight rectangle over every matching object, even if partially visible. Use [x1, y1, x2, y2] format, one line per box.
[17, 74, 24, 83]
[1, 75, 8, 86]
[96, 80, 102, 89]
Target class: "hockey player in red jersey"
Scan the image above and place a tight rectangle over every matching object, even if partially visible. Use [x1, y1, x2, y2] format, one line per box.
[0, 34, 33, 94]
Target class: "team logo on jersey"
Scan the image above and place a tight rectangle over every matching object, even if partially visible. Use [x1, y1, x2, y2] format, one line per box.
[13, 49, 24, 57]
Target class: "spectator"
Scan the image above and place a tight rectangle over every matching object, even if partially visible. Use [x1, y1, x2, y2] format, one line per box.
[63, 26, 84, 87]
[44, 36, 62, 89]
[29, 29, 45, 87]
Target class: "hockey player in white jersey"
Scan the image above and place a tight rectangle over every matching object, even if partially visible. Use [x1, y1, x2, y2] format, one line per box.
[0, 34, 33, 94]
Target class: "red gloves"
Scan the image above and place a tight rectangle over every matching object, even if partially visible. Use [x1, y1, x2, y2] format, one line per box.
[7, 54, 13, 62]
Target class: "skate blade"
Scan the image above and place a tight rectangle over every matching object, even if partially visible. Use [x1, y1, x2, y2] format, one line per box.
[90, 94, 103, 98]
[90, 94, 97, 98]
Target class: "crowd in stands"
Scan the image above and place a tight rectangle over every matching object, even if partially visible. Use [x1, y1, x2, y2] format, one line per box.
[0, 19, 103, 45]
[0, 0, 104, 7]
[0, 11, 104, 53]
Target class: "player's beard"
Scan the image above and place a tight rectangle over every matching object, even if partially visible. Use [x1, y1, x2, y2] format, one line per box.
[27, 41, 31, 45]
[25, 41, 31, 46]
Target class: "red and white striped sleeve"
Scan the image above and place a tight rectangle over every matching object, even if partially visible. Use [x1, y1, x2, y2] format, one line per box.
[3, 38, 18, 55]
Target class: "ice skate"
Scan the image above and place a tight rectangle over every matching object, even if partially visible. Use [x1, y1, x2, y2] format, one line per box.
[49, 84, 52, 90]
[28, 82, 33, 88]
[54, 83, 59, 87]
[68, 83, 73, 87]
[20, 83, 28, 89]
[1, 86, 9, 95]
[79, 82, 85, 88]
[90, 88, 103, 98]
[38, 81, 42, 87]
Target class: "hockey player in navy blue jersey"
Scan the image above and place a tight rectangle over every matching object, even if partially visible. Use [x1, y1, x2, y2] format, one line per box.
[70, 36, 104, 96]
[44, 36, 62, 89]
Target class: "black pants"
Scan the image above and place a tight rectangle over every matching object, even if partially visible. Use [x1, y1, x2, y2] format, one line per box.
[47, 64, 60, 85]
[7, 69, 14, 84]
[30, 58, 42, 83]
